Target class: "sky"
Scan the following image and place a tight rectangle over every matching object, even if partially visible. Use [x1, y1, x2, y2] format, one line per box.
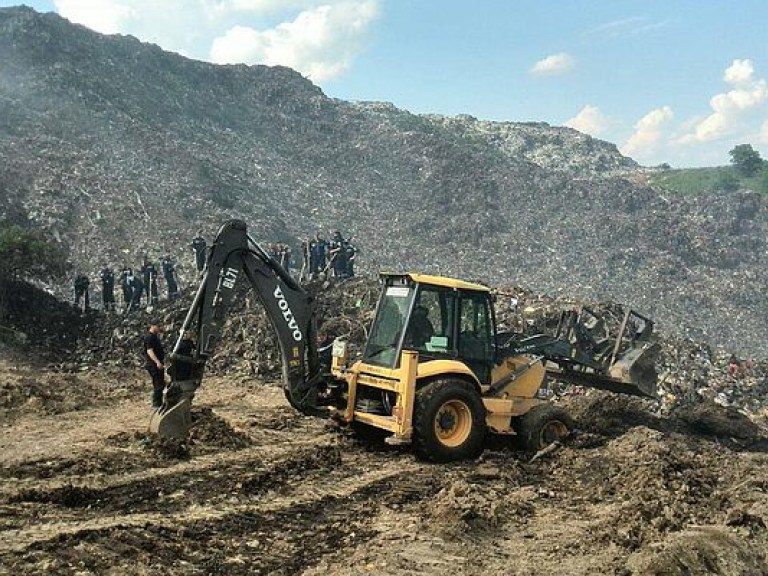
[2, 0, 767, 168]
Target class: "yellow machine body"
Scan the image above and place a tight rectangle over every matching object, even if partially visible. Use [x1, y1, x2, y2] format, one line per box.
[331, 343, 549, 444]
[330, 272, 658, 450]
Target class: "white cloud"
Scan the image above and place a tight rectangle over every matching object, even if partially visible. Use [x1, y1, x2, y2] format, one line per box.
[584, 17, 668, 39]
[724, 59, 754, 85]
[530, 53, 575, 77]
[210, 1, 379, 82]
[54, 0, 218, 49]
[678, 59, 767, 144]
[621, 106, 674, 159]
[564, 105, 609, 136]
[54, 0, 134, 34]
[51, 1, 379, 83]
[208, 0, 313, 16]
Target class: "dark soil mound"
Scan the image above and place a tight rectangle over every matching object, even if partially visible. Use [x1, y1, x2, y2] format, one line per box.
[674, 402, 762, 440]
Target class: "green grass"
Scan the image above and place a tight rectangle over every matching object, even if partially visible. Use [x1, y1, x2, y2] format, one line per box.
[648, 166, 768, 195]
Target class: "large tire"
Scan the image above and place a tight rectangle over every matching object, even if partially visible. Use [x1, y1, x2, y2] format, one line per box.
[516, 404, 574, 452]
[412, 379, 487, 462]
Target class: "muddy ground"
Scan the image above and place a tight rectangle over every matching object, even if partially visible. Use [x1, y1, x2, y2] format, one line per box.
[1, 356, 767, 576]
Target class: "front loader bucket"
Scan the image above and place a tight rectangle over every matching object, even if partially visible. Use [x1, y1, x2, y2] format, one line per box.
[607, 341, 661, 398]
[149, 398, 193, 439]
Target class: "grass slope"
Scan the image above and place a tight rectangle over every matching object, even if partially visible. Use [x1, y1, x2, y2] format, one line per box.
[649, 166, 768, 195]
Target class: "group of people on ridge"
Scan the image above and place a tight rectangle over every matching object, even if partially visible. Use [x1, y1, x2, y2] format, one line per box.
[300, 230, 356, 280]
[75, 228, 358, 314]
[74, 254, 181, 314]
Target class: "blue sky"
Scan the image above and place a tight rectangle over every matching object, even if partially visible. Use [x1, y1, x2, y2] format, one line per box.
[3, 0, 767, 167]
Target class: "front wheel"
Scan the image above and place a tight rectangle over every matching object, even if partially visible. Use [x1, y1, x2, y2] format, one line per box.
[515, 404, 574, 452]
[412, 379, 487, 462]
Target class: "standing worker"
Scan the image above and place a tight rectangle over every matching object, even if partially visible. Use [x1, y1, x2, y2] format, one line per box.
[300, 237, 311, 281]
[279, 243, 292, 272]
[141, 257, 159, 308]
[127, 271, 144, 313]
[73, 272, 90, 312]
[328, 230, 348, 279]
[311, 232, 328, 278]
[191, 232, 207, 273]
[345, 239, 357, 278]
[161, 254, 179, 299]
[99, 265, 116, 311]
[118, 265, 133, 310]
[144, 318, 166, 409]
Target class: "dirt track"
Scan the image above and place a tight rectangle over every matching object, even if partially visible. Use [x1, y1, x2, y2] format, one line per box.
[2, 362, 767, 576]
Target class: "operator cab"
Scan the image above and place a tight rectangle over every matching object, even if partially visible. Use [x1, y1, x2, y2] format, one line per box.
[362, 273, 497, 384]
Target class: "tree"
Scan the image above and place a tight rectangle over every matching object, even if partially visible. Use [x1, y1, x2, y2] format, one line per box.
[0, 225, 67, 323]
[729, 144, 764, 177]
[0, 225, 67, 282]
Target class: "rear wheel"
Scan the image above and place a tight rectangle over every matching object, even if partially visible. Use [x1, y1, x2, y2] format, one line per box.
[412, 379, 487, 462]
[516, 404, 574, 452]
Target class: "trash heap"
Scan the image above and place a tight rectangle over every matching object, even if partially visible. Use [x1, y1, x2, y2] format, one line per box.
[59, 276, 767, 428]
[494, 284, 768, 424]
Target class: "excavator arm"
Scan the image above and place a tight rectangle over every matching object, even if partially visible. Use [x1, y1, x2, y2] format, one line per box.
[150, 220, 325, 438]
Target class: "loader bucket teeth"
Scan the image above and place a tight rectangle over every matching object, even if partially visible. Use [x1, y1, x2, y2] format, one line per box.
[149, 398, 193, 439]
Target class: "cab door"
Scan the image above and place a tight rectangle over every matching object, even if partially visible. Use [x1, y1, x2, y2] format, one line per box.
[457, 291, 495, 384]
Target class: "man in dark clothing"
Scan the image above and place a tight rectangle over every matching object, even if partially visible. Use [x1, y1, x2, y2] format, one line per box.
[127, 272, 143, 313]
[142, 258, 159, 307]
[344, 239, 357, 278]
[99, 265, 116, 311]
[171, 330, 196, 382]
[328, 231, 348, 279]
[279, 243, 292, 272]
[300, 237, 311, 281]
[144, 318, 166, 409]
[191, 234, 207, 273]
[118, 266, 133, 309]
[317, 330, 334, 372]
[162, 255, 179, 299]
[311, 232, 328, 277]
[73, 273, 90, 311]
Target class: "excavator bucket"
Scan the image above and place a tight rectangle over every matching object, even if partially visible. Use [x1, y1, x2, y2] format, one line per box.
[148, 380, 198, 439]
[608, 341, 661, 398]
[149, 398, 193, 439]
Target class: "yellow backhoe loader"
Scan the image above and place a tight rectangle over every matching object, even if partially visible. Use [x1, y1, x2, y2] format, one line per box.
[151, 220, 659, 462]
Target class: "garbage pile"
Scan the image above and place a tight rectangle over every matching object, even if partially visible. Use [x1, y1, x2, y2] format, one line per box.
[4, 8, 768, 358]
[493, 284, 768, 425]
[59, 276, 767, 429]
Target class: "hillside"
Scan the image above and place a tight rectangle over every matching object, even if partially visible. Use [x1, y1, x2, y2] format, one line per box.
[1, 6, 767, 355]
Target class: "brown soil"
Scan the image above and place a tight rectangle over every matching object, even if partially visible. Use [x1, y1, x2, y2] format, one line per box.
[1, 363, 767, 576]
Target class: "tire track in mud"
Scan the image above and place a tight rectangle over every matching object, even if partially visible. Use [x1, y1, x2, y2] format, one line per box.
[1, 442, 441, 575]
[1, 435, 341, 533]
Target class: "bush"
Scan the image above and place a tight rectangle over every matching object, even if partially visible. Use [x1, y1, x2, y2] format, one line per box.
[0, 225, 67, 282]
[715, 171, 740, 192]
[759, 169, 768, 194]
